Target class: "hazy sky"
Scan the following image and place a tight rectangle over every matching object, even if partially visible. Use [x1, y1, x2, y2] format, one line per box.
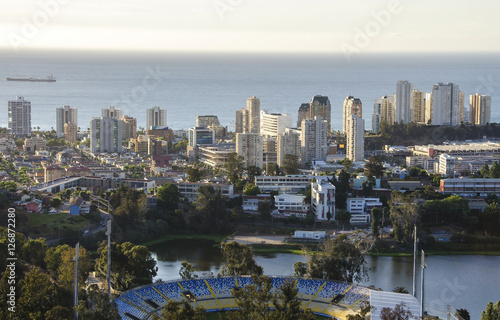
[1, 0, 499, 53]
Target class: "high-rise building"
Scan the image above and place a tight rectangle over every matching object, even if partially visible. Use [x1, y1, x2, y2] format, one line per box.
[431, 83, 462, 126]
[146, 106, 167, 129]
[297, 96, 331, 132]
[101, 106, 122, 119]
[346, 115, 365, 162]
[247, 96, 260, 134]
[64, 122, 78, 144]
[277, 128, 301, 167]
[372, 96, 395, 133]
[90, 117, 123, 153]
[297, 103, 310, 128]
[8, 97, 31, 137]
[395, 80, 413, 124]
[56, 105, 77, 137]
[411, 90, 426, 124]
[261, 111, 292, 137]
[235, 109, 248, 134]
[236, 133, 263, 168]
[425, 93, 433, 125]
[197, 115, 225, 139]
[121, 115, 137, 139]
[301, 116, 327, 165]
[342, 96, 362, 133]
[263, 137, 277, 167]
[470, 94, 492, 125]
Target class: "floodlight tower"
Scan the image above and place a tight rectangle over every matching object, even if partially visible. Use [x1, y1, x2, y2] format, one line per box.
[420, 250, 427, 319]
[412, 225, 418, 297]
[74, 242, 79, 319]
[106, 219, 112, 299]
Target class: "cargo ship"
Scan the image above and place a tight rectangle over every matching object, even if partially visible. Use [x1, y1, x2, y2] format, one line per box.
[6, 74, 56, 82]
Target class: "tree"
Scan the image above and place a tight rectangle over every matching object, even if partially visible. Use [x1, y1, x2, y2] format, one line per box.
[45, 306, 73, 320]
[247, 165, 262, 182]
[50, 197, 62, 208]
[21, 238, 48, 268]
[362, 175, 376, 196]
[371, 207, 383, 238]
[380, 302, 414, 320]
[157, 300, 207, 320]
[365, 156, 385, 178]
[219, 242, 263, 276]
[227, 275, 314, 320]
[329, 170, 350, 209]
[303, 234, 368, 283]
[96, 241, 158, 291]
[224, 152, 244, 183]
[392, 286, 409, 294]
[480, 163, 490, 178]
[258, 200, 272, 221]
[485, 193, 499, 205]
[243, 182, 261, 195]
[157, 183, 180, 211]
[335, 210, 351, 228]
[455, 308, 471, 320]
[490, 161, 500, 178]
[389, 191, 420, 245]
[341, 158, 353, 171]
[293, 261, 307, 277]
[282, 154, 300, 175]
[76, 285, 121, 320]
[179, 261, 197, 280]
[194, 185, 231, 234]
[58, 245, 93, 289]
[481, 300, 500, 320]
[17, 269, 67, 320]
[186, 166, 203, 182]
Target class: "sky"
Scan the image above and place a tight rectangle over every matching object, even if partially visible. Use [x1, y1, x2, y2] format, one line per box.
[1, 0, 500, 53]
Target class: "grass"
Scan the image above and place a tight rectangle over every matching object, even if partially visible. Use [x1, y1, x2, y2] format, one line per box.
[28, 212, 91, 230]
[207, 311, 327, 319]
[369, 242, 500, 256]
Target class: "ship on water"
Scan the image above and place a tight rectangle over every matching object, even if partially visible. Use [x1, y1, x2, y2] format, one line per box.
[6, 74, 56, 82]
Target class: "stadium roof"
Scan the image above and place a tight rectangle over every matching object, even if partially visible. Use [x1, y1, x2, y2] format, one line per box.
[369, 290, 421, 320]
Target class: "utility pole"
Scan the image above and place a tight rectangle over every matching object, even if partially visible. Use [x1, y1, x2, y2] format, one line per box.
[74, 242, 79, 319]
[106, 219, 112, 299]
[420, 250, 427, 319]
[413, 225, 418, 297]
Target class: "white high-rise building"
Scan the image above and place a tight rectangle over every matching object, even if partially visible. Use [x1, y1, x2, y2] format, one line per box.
[301, 116, 327, 165]
[90, 117, 123, 153]
[261, 111, 292, 137]
[101, 106, 122, 119]
[56, 105, 78, 137]
[311, 176, 335, 221]
[431, 83, 462, 126]
[346, 115, 365, 162]
[8, 96, 31, 137]
[277, 128, 301, 167]
[469, 94, 491, 125]
[395, 80, 413, 124]
[236, 132, 263, 168]
[247, 96, 260, 134]
[342, 96, 362, 133]
[425, 93, 433, 125]
[146, 106, 167, 129]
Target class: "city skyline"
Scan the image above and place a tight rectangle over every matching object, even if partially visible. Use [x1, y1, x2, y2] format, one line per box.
[1, 0, 500, 53]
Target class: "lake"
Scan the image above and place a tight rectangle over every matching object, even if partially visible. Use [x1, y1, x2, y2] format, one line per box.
[150, 239, 500, 320]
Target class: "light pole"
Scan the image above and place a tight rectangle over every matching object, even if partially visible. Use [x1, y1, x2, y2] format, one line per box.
[420, 250, 427, 319]
[106, 219, 112, 299]
[74, 242, 79, 319]
[413, 225, 418, 297]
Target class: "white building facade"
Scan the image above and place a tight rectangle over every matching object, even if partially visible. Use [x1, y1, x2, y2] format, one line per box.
[311, 177, 335, 221]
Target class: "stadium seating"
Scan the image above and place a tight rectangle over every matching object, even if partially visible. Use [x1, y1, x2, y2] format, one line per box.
[115, 276, 373, 320]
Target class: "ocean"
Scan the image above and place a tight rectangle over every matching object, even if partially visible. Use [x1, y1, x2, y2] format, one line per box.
[1, 51, 499, 132]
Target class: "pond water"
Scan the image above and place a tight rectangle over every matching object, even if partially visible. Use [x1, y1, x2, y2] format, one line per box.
[150, 239, 500, 320]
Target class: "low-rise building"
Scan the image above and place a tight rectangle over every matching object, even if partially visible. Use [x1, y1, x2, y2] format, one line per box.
[311, 177, 335, 221]
[242, 194, 272, 211]
[347, 198, 382, 223]
[255, 175, 312, 193]
[273, 194, 309, 217]
[177, 181, 233, 202]
[440, 178, 500, 196]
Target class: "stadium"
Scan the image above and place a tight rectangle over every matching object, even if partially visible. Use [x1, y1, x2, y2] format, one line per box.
[114, 276, 421, 320]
